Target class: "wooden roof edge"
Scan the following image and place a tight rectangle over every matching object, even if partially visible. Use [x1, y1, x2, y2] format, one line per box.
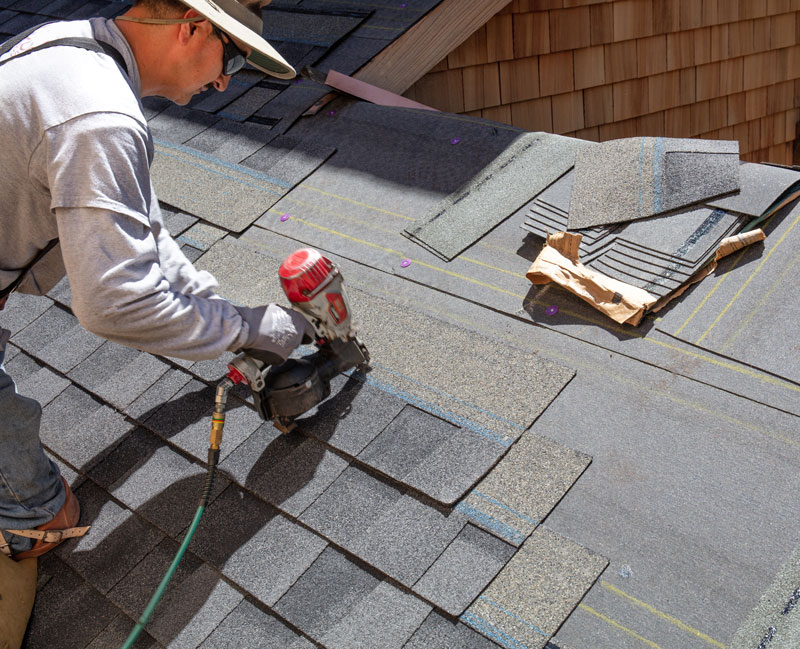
[352, 0, 511, 95]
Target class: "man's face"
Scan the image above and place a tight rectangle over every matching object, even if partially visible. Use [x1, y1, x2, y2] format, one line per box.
[167, 19, 250, 105]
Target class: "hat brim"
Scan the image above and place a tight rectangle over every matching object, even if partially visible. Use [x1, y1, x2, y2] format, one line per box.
[179, 0, 295, 79]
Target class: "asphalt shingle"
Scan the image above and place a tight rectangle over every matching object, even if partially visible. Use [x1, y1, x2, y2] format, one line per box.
[273, 546, 379, 640]
[458, 431, 592, 547]
[40, 384, 134, 470]
[187, 484, 327, 606]
[68, 342, 170, 409]
[56, 480, 164, 595]
[198, 599, 315, 649]
[464, 526, 608, 649]
[5, 351, 70, 406]
[413, 523, 516, 616]
[23, 554, 120, 649]
[0, 291, 52, 335]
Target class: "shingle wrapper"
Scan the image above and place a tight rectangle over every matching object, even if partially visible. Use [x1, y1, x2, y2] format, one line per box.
[404, 132, 587, 261]
[150, 138, 334, 232]
[567, 137, 740, 229]
[463, 526, 608, 649]
[522, 169, 751, 298]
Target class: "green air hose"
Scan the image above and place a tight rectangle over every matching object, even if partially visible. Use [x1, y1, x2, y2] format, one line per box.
[120, 377, 233, 649]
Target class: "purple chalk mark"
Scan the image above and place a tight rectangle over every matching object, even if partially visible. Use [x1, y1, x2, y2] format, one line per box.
[400, 259, 411, 268]
[545, 305, 559, 316]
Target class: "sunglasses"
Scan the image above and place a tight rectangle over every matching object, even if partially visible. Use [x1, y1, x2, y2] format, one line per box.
[211, 24, 247, 76]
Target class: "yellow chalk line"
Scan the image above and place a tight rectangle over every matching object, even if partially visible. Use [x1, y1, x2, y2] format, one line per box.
[300, 184, 414, 220]
[719, 245, 800, 353]
[579, 604, 664, 649]
[672, 248, 748, 337]
[601, 581, 725, 648]
[269, 203, 525, 281]
[696, 208, 800, 344]
[267, 199, 800, 397]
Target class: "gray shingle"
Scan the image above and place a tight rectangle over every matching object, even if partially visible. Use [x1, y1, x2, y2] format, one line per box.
[108, 442, 230, 536]
[40, 385, 135, 470]
[146, 563, 243, 649]
[464, 526, 608, 649]
[262, 8, 367, 47]
[349, 491, 466, 586]
[184, 118, 276, 163]
[35, 319, 105, 373]
[23, 554, 120, 649]
[412, 524, 516, 615]
[56, 480, 164, 594]
[176, 222, 227, 251]
[107, 536, 241, 648]
[321, 580, 431, 649]
[84, 614, 160, 649]
[296, 372, 406, 456]
[245, 434, 351, 517]
[45, 274, 72, 308]
[198, 599, 315, 649]
[68, 342, 170, 409]
[358, 404, 506, 504]
[568, 137, 740, 230]
[5, 351, 70, 406]
[708, 161, 800, 216]
[273, 546, 380, 640]
[459, 432, 591, 547]
[300, 465, 403, 547]
[149, 104, 219, 145]
[187, 484, 327, 605]
[143, 379, 262, 462]
[151, 139, 289, 232]
[190, 69, 264, 114]
[240, 133, 336, 189]
[10, 303, 75, 355]
[125, 367, 193, 422]
[161, 205, 198, 237]
[404, 133, 586, 261]
[404, 611, 500, 649]
[358, 405, 459, 481]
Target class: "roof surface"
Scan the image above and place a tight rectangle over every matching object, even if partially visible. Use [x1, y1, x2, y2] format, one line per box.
[2, 2, 800, 649]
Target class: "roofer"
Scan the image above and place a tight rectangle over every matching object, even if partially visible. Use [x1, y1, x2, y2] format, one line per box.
[0, 0, 304, 560]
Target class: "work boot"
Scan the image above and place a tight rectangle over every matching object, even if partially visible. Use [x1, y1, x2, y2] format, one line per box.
[0, 477, 90, 561]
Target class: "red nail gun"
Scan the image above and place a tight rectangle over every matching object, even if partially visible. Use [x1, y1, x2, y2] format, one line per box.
[226, 248, 370, 433]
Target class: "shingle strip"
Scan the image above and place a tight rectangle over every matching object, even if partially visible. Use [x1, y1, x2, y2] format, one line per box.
[457, 432, 591, 547]
[568, 137, 740, 230]
[404, 132, 586, 261]
[463, 526, 608, 649]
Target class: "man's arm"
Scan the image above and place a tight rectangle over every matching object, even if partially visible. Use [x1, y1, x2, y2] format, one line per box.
[57, 206, 307, 361]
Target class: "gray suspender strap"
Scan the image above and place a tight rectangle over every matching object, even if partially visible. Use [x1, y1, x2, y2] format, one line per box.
[0, 25, 129, 76]
[0, 23, 130, 303]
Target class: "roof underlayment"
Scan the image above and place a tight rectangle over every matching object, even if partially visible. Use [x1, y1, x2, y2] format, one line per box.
[2, 2, 800, 649]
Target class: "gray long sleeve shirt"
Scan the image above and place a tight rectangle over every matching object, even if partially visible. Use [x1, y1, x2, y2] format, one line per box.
[0, 18, 305, 360]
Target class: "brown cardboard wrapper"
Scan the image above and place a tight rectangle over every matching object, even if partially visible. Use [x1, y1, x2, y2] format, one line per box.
[526, 229, 766, 326]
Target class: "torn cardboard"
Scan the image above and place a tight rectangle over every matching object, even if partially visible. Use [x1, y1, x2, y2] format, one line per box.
[527, 230, 766, 325]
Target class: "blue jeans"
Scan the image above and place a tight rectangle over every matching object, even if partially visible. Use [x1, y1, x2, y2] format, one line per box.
[0, 335, 65, 555]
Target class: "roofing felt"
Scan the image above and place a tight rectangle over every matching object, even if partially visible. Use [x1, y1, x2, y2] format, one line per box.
[2, 2, 800, 649]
